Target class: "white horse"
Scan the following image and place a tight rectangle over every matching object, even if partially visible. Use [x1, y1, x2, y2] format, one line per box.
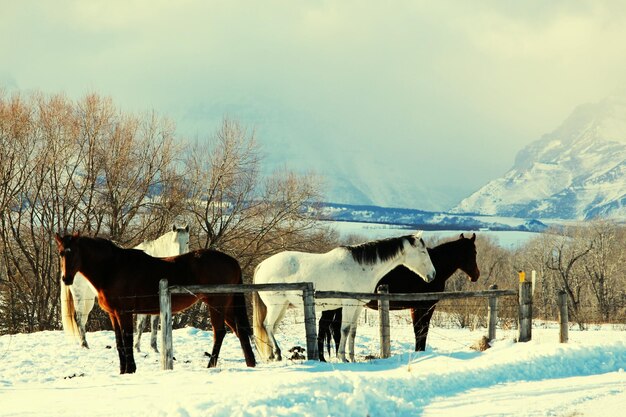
[60, 225, 190, 351]
[253, 231, 436, 362]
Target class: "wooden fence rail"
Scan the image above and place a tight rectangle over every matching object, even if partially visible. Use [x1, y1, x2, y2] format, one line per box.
[159, 280, 318, 370]
[314, 288, 517, 302]
[317, 286, 519, 358]
[159, 280, 548, 368]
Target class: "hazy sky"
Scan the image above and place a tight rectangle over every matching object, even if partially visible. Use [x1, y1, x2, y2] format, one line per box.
[2, 0, 626, 209]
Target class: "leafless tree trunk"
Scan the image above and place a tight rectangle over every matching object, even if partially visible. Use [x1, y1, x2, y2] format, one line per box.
[583, 220, 624, 322]
[544, 228, 593, 329]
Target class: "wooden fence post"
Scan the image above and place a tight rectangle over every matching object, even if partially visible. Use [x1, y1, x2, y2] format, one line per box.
[377, 285, 391, 359]
[160, 279, 174, 370]
[518, 279, 533, 342]
[487, 284, 498, 341]
[302, 282, 318, 361]
[557, 290, 569, 343]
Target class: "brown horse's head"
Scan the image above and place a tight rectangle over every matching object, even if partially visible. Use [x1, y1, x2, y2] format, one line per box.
[458, 233, 480, 282]
[54, 232, 81, 285]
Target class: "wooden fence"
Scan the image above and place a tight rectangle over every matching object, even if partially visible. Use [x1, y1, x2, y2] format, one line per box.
[159, 278, 567, 369]
[315, 285, 519, 359]
[159, 280, 317, 370]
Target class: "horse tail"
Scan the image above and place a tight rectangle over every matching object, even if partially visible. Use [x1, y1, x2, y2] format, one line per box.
[252, 291, 271, 361]
[60, 283, 81, 342]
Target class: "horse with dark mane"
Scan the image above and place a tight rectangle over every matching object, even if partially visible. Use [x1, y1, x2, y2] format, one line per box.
[253, 232, 436, 363]
[60, 226, 190, 352]
[55, 233, 256, 374]
[318, 233, 480, 361]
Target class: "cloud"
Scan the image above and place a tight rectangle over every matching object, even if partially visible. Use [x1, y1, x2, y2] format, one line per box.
[2, 0, 626, 208]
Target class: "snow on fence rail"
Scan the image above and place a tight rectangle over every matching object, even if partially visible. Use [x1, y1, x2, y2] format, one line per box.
[159, 279, 564, 369]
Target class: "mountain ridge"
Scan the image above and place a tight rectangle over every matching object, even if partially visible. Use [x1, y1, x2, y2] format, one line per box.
[452, 96, 626, 220]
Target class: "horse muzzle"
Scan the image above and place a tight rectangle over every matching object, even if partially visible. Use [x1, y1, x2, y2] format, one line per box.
[61, 274, 74, 286]
[469, 267, 480, 282]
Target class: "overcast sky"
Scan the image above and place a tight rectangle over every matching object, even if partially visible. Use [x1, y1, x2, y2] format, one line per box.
[2, 0, 626, 209]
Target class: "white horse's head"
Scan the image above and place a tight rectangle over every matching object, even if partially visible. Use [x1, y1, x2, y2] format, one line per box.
[169, 224, 190, 255]
[403, 231, 436, 282]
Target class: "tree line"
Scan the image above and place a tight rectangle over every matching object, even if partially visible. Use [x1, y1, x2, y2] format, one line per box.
[1, 90, 623, 335]
[0, 91, 335, 334]
[431, 221, 625, 330]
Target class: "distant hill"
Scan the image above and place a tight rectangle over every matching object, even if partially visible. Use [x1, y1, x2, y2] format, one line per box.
[314, 202, 548, 232]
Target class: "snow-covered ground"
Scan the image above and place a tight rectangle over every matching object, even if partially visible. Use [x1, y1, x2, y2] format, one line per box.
[1, 312, 624, 417]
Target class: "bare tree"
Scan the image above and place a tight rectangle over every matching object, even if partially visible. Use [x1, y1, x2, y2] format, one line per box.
[543, 227, 593, 329]
[184, 119, 326, 271]
[91, 104, 181, 243]
[0, 91, 184, 333]
[583, 220, 624, 322]
[185, 118, 261, 250]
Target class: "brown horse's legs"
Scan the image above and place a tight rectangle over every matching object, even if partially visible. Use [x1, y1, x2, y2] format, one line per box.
[318, 309, 340, 362]
[207, 307, 227, 368]
[411, 305, 436, 352]
[225, 317, 256, 368]
[317, 312, 331, 362]
[111, 313, 137, 374]
[239, 334, 256, 368]
[208, 328, 227, 368]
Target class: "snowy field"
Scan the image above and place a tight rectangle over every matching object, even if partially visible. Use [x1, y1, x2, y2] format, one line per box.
[325, 221, 538, 249]
[1, 224, 623, 416]
[1, 314, 624, 417]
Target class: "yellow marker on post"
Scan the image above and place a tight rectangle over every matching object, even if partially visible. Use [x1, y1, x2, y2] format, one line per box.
[518, 270, 526, 282]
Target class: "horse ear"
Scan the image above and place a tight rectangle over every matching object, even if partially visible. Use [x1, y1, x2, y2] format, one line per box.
[172, 224, 177, 232]
[471, 233, 476, 241]
[72, 231, 80, 238]
[460, 233, 465, 239]
[54, 233, 63, 247]
[184, 224, 189, 233]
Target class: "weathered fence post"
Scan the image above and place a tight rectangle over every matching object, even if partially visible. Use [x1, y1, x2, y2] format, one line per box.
[488, 284, 498, 341]
[557, 290, 569, 343]
[302, 282, 318, 360]
[518, 274, 533, 343]
[160, 279, 174, 370]
[377, 285, 391, 359]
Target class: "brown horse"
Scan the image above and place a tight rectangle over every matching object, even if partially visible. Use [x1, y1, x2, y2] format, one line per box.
[55, 233, 256, 374]
[318, 233, 480, 360]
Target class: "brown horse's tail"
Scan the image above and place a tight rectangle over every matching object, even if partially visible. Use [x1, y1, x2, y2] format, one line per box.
[252, 291, 271, 361]
[60, 283, 81, 342]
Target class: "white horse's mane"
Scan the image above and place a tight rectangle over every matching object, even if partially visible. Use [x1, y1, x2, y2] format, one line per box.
[341, 234, 422, 265]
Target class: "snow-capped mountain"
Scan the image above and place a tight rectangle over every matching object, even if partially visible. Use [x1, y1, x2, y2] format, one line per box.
[452, 96, 626, 220]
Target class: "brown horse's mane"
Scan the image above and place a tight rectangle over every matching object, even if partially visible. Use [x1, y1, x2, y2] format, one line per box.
[77, 235, 148, 262]
[78, 235, 125, 252]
